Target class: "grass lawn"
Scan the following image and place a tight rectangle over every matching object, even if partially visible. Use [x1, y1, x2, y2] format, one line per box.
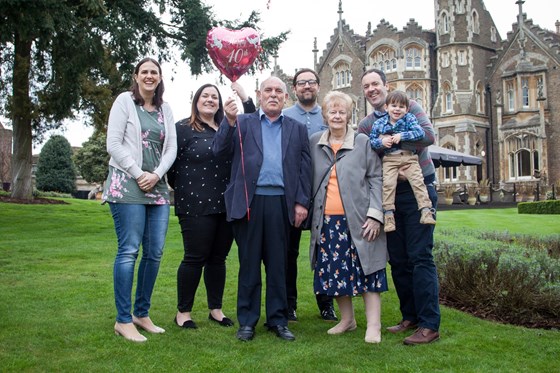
[0, 200, 558, 372]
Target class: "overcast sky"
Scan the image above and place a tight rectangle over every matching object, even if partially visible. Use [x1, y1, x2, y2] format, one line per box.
[44, 0, 559, 151]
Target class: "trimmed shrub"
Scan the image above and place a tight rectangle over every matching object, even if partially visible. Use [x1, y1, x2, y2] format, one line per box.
[518, 200, 560, 214]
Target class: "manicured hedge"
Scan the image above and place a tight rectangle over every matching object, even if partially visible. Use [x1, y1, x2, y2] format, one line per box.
[518, 200, 560, 214]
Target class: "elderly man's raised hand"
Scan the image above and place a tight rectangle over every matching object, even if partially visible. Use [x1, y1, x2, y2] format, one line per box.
[224, 97, 239, 127]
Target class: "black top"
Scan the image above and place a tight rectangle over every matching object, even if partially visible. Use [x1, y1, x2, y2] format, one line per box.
[168, 120, 230, 216]
[168, 98, 256, 216]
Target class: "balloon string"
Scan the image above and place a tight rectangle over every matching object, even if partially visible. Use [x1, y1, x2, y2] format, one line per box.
[237, 121, 251, 221]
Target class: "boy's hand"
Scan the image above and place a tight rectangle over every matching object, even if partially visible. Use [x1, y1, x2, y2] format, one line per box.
[381, 136, 393, 148]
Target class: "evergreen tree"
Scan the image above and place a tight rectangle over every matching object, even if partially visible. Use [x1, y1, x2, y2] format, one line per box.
[36, 135, 76, 194]
[73, 133, 109, 185]
[0, 0, 288, 199]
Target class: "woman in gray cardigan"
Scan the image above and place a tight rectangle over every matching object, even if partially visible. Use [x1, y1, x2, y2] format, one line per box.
[102, 57, 177, 343]
[308, 91, 388, 344]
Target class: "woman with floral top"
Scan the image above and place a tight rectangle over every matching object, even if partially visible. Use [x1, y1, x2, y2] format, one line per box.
[168, 82, 255, 330]
[102, 57, 177, 343]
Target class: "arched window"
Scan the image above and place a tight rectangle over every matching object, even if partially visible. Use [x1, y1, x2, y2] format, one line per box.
[456, 0, 464, 13]
[406, 85, 424, 108]
[371, 47, 397, 73]
[490, 27, 497, 42]
[443, 82, 453, 113]
[506, 134, 540, 180]
[442, 51, 450, 68]
[506, 81, 515, 112]
[441, 12, 449, 34]
[405, 46, 422, 70]
[476, 82, 484, 114]
[333, 62, 351, 89]
[521, 78, 529, 107]
[472, 10, 480, 34]
[351, 101, 358, 127]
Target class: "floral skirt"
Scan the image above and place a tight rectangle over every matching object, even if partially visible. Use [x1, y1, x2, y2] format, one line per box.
[314, 214, 388, 297]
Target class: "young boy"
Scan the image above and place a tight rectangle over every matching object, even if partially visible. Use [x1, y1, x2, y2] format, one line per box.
[369, 90, 436, 232]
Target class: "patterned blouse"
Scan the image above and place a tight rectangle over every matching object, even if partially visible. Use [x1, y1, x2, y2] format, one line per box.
[167, 119, 231, 216]
[102, 106, 170, 205]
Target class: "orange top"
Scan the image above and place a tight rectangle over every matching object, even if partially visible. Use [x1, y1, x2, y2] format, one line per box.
[324, 143, 344, 215]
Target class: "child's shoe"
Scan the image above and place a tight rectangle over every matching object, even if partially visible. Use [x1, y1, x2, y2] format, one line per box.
[420, 208, 436, 225]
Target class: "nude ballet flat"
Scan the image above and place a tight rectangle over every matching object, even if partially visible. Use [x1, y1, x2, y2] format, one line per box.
[114, 322, 147, 343]
[327, 320, 357, 335]
[132, 316, 165, 334]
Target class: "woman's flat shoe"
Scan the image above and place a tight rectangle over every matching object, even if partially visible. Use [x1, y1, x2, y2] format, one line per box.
[174, 316, 197, 329]
[208, 313, 234, 327]
[132, 316, 165, 334]
[327, 320, 357, 335]
[114, 322, 147, 343]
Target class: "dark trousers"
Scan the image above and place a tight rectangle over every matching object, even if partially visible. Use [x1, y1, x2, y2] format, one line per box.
[176, 213, 233, 312]
[388, 183, 441, 331]
[233, 195, 289, 327]
[287, 225, 333, 311]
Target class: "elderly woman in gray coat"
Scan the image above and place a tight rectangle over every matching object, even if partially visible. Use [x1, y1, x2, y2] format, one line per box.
[308, 91, 388, 344]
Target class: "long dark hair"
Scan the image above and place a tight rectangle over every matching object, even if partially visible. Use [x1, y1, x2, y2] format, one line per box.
[188, 84, 224, 132]
[130, 57, 165, 108]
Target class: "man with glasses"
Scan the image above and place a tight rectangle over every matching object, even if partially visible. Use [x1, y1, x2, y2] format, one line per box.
[283, 68, 337, 323]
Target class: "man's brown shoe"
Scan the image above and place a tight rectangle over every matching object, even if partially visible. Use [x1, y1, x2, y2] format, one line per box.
[403, 327, 440, 345]
[386, 320, 417, 334]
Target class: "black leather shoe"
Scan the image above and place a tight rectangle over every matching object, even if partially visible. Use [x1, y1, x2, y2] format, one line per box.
[287, 308, 298, 322]
[267, 325, 295, 341]
[236, 326, 255, 341]
[208, 313, 234, 327]
[320, 305, 338, 321]
[174, 316, 197, 329]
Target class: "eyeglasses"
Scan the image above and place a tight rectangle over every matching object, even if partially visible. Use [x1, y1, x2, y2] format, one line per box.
[295, 79, 318, 87]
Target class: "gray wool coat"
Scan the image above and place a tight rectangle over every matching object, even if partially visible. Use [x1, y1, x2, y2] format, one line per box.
[308, 126, 389, 276]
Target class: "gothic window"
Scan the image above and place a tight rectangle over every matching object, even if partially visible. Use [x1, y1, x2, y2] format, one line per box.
[351, 102, 358, 127]
[441, 12, 449, 34]
[476, 82, 484, 114]
[506, 81, 515, 112]
[442, 52, 450, 68]
[490, 27, 497, 42]
[472, 10, 480, 34]
[458, 50, 466, 66]
[405, 46, 422, 70]
[506, 134, 540, 180]
[456, 0, 464, 14]
[521, 78, 529, 107]
[333, 62, 351, 89]
[443, 82, 453, 113]
[406, 85, 424, 108]
[371, 48, 397, 73]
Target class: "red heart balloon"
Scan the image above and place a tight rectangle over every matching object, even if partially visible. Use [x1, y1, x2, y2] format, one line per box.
[206, 27, 261, 82]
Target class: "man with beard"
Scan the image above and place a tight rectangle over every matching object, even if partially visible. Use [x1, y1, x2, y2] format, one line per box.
[283, 68, 336, 323]
[358, 68, 440, 345]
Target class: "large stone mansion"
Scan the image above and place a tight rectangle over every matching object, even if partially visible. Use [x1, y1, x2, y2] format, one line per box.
[274, 0, 560, 198]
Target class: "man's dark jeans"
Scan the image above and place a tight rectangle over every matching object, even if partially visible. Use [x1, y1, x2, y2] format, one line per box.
[387, 182, 441, 331]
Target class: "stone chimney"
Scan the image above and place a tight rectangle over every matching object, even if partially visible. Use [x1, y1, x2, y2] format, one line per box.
[556, 20, 560, 34]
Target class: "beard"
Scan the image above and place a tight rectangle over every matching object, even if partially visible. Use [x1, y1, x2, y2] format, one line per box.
[298, 93, 317, 106]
